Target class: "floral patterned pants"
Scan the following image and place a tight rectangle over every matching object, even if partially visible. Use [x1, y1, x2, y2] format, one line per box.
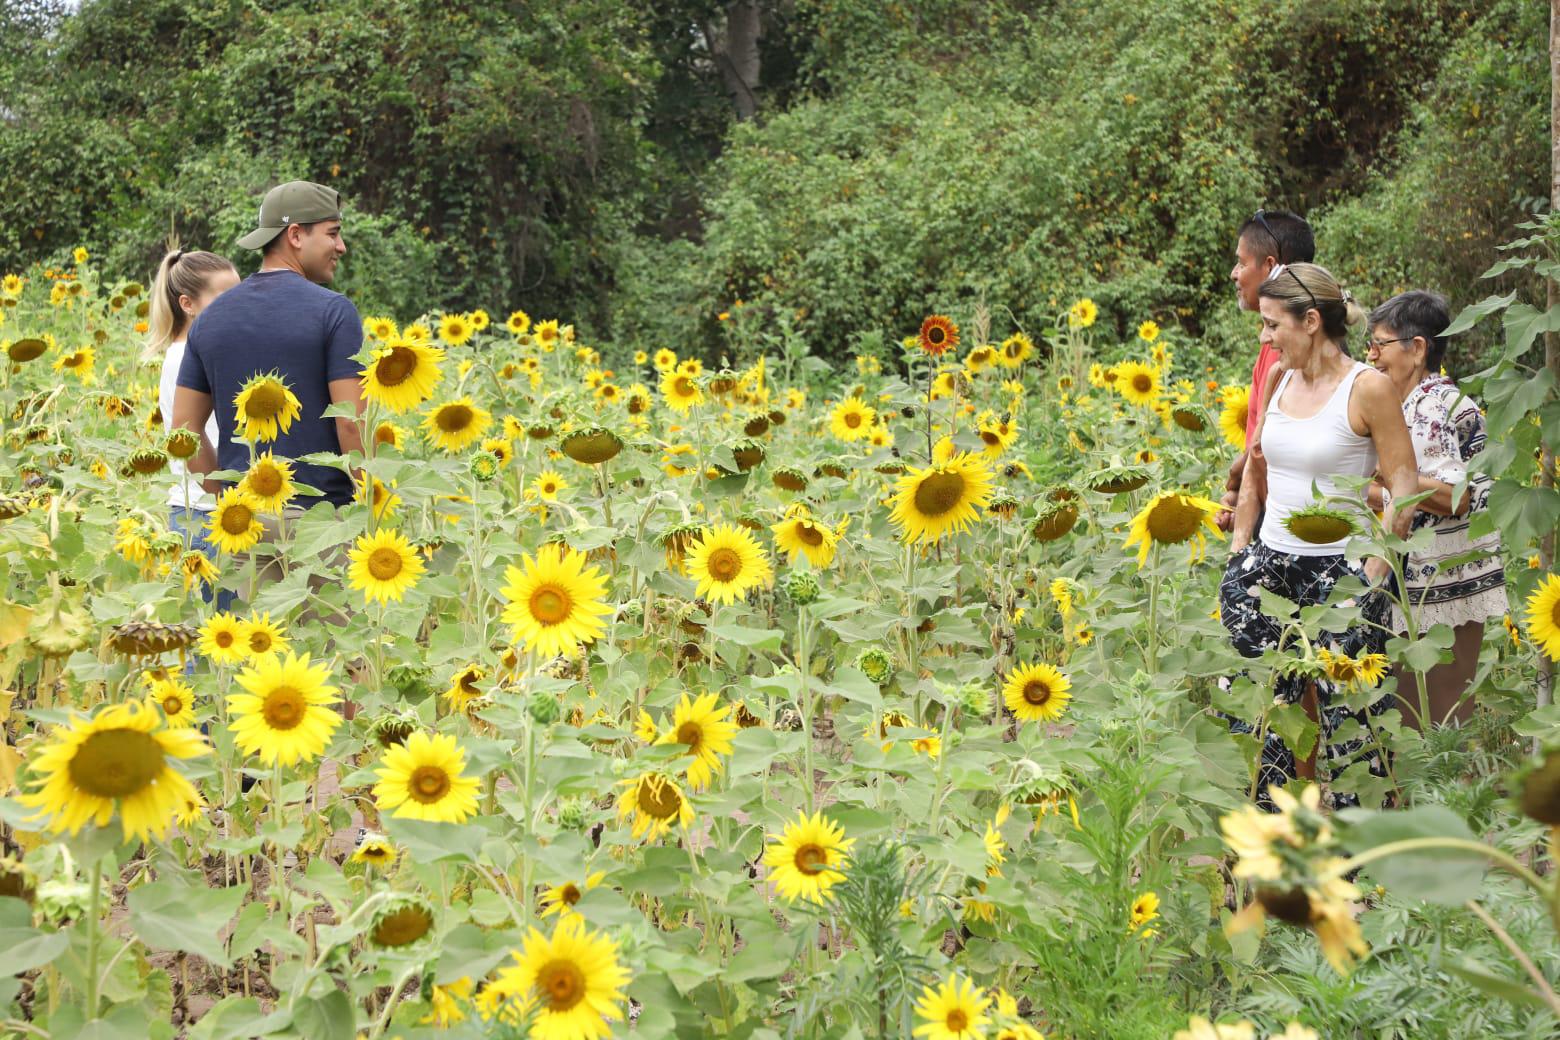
[1217, 540, 1394, 808]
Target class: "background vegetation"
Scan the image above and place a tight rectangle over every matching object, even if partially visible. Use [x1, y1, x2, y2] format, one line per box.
[0, 0, 1547, 364]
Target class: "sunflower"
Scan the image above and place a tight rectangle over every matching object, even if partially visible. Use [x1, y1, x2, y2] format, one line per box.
[1002, 662, 1073, 723]
[360, 339, 444, 413]
[531, 470, 568, 501]
[374, 731, 481, 824]
[998, 332, 1033, 368]
[198, 612, 246, 666]
[1, 274, 22, 297]
[481, 437, 514, 466]
[206, 488, 265, 555]
[1138, 319, 1161, 342]
[443, 665, 486, 713]
[762, 811, 855, 904]
[348, 528, 426, 605]
[653, 347, 677, 371]
[500, 543, 614, 658]
[618, 771, 694, 840]
[1130, 890, 1161, 934]
[422, 397, 492, 452]
[1527, 574, 1560, 660]
[685, 523, 773, 606]
[540, 871, 606, 921]
[534, 319, 561, 350]
[351, 832, 398, 870]
[437, 312, 474, 347]
[147, 675, 197, 727]
[232, 372, 302, 443]
[179, 550, 218, 596]
[1122, 490, 1224, 567]
[227, 652, 341, 765]
[829, 396, 875, 441]
[358, 475, 401, 520]
[490, 917, 631, 1040]
[1284, 504, 1358, 545]
[240, 452, 296, 513]
[506, 309, 531, 335]
[1217, 385, 1250, 451]
[913, 974, 992, 1040]
[19, 700, 208, 843]
[659, 368, 704, 413]
[1068, 297, 1098, 328]
[1316, 648, 1389, 689]
[52, 345, 95, 383]
[364, 316, 398, 340]
[372, 421, 405, 450]
[888, 452, 994, 546]
[238, 612, 289, 658]
[772, 512, 843, 568]
[7, 337, 47, 363]
[977, 416, 1019, 458]
[1114, 360, 1161, 407]
[655, 692, 738, 790]
[918, 314, 959, 357]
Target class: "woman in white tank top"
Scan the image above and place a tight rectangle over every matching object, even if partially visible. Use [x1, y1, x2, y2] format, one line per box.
[1216, 262, 1419, 810]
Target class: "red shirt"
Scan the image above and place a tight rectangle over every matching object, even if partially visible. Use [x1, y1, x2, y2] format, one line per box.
[1246, 342, 1280, 444]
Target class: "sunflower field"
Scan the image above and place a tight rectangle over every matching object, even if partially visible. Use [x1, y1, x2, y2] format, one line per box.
[3, 237, 1560, 1040]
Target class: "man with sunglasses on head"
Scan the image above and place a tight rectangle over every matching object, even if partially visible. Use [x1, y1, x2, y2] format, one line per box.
[1215, 208, 1316, 531]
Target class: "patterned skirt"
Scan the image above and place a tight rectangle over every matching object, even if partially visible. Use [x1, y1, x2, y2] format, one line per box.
[1218, 540, 1394, 808]
[1395, 516, 1506, 633]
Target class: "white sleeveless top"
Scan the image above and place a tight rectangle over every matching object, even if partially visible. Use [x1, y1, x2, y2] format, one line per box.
[1259, 362, 1377, 557]
[158, 339, 219, 510]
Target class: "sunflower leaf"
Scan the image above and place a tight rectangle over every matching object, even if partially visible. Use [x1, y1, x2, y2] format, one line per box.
[127, 877, 246, 966]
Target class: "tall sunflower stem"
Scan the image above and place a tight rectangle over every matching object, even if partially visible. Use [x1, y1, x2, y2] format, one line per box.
[368, 965, 418, 1040]
[797, 605, 815, 815]
[83, 854, 104, 1018]
[1145, 544, 1161, 672]
[271, 761, 291, 924]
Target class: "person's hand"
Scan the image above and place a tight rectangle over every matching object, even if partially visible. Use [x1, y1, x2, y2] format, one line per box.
[1214, 489, 1238, 532]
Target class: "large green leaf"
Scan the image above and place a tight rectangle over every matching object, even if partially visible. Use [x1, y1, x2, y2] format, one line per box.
[0, 921, 69, 976]
[291, 989, 357, 1040]
[1485, 481, 1560, 549]
[1338, 805, 1487, 905]
[128, 878, 247, 966]
[1442, 290, 1516, 337]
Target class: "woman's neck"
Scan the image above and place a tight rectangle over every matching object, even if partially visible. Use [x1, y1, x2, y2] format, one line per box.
[1396, 366, 1431, 402]
[1293, 338, 1347, 383]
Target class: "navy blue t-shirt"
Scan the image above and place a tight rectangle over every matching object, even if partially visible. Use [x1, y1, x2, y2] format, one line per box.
[177, 270, 362, 507]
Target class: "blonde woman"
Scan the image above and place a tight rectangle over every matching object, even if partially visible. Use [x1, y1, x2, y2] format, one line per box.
[1218, 262, 1419, 808]
[147, 245, 239, 566]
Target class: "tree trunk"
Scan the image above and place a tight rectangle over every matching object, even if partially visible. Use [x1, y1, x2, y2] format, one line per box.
[718, 1, 762, 121]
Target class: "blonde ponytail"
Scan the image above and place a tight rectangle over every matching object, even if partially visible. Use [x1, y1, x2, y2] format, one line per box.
[143, 242, 237, 360]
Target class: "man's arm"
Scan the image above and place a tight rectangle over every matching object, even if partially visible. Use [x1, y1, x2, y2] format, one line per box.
[171, 386, 220, 495]
[328, 376, 366, 461]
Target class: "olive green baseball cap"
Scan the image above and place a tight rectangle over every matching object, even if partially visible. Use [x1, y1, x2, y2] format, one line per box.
[236, 181, 344, 250]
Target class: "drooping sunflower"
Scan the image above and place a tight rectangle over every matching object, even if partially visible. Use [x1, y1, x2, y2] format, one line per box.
[1284, 504, 1359, 546]
[360, 339, 444, 413]
[206, 488, 265, 555]
[655, 692, 738, 790]
[1001, 662, 1073, 724]
[531, 470, 568, 501]
[1218, 384, 1250, 451]
[1316, 648, 1389, 689]
[762, 811, 855, 904]
[179, 550, 219, 596]
[351, 832, 398, 870]
[227, 652, 340, 765]
[422, 397, 492, 452]
[443, 665, 486, 713]
[348, 528, 426, 605]
[374, 731, 481, 824]
[1122, 490, 1225, 567]
[1114, 360, 1162, 407]
[500, 543, 614, 658]
[490, 917, 632, 1040]
[239, 612, 289, 658]
[540, 871, 606, 921]
[913, 973, 992, 1040]
[659, 368, 704, 413]
[617, 771, 694, 840]
[771, 512, 843, 568]
[232, 372, 302, 443]
[829, 396, 875, 441]
[240, 452, 296, 513]
[918, 314, 959, 357]
[19, 700, 208, 843]
[1527, 574, 1560, 660]
[888, 452, 994, 546]
[437, 312, 474, 347]
[198, 611, 246, 666]
[684, 523, 773, 606]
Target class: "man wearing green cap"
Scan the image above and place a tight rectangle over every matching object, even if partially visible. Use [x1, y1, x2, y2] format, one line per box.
[172, 180, 365, 509]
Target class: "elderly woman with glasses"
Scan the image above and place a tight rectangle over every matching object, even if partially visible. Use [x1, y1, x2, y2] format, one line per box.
[1364, 290, 1505, 730]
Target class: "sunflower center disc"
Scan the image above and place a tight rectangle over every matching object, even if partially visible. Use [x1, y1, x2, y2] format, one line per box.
[530, 585, 572, 625]
[1023, 681, 1052, 706]
[1551, 598, 1560, 630]
[68, 729, 165, 798]
[643, 777, 682, 818]
[249, 466, 282, 497]
[437, 405, 473, 433]
[844, 412, 862, 428]
[245, 383, 286, 419]
[560, 884, 582, 905]
[675, 721, 702, 751]
[459, 672, 481, 695]
[797, 523, 824, 547]
[913, 471, 966, 518]
[376, 347, 416, 386]
[215, 630, 235, 648]
[374, 425, 397, 446]
[163, 695, 183, 714]
[707, 547, 742, 582]
[221, 504, 254, 535]
[1146, 498, 1202, 543]
[248, 631, 272, 654]
[947, 1010, 969, 1032]
[794, 843, 827, 875]
[263, 686, 305, 730]
[367, 547, 403, 581]
[538, 960, 587, 1011]
[981, 431, 1000, 446]
[674, 377, 694, 396]
[1133, 374, 1153, 394]
[410, 765, 451, 803]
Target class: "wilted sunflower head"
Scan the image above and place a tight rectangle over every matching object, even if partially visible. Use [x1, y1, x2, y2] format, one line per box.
[1516, 743, 1560, 826]
[110, 619, 197, 659]
[165, 427, 200, 460]
[1087, 463, 1151, 495]
[1284, 504, 1358, 545]
[1030, 501, 1080, 543]
[560, 426, 623, 465]
[128, 448, 168, 476]
[370, 895, 435, 948]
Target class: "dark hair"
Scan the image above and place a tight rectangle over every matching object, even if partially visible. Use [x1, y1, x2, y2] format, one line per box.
[1368, 290, 1451, 371]
[261, 220, 324, 256]
[1238, 208, 1315, 266]
[1257, 262, 1364, 345]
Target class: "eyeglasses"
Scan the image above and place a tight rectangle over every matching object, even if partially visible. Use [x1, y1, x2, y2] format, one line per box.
[1364, 336, 1416, 352]
[1269, 263, 1320, 314]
